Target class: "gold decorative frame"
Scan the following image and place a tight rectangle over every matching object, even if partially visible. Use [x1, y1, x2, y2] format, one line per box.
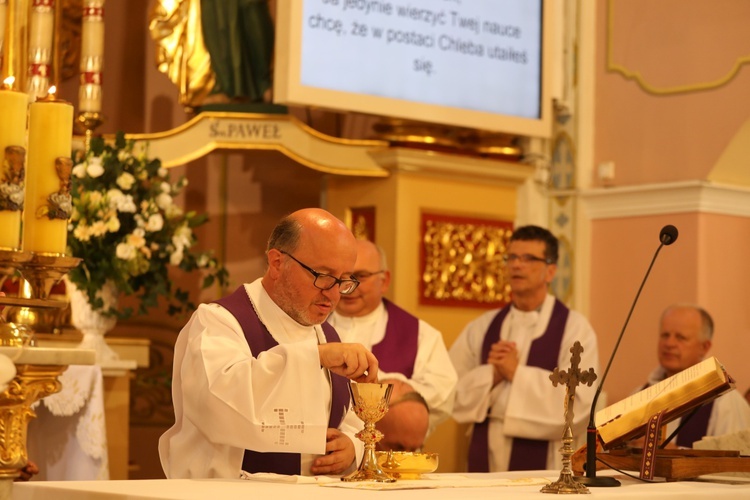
[420, 212, 513, 308]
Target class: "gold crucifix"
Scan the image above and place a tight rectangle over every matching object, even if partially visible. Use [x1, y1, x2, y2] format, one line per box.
[542, 341, 598, 495]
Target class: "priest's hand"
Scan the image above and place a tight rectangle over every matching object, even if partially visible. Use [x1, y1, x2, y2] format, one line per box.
[487, 340, 519, 385]
[310, 428, 356, 475]
[319, 343, 379, 382]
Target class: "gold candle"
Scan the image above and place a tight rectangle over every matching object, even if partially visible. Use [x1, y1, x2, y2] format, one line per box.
[22, 87, 74, 254]
[0, 77, 27, 250]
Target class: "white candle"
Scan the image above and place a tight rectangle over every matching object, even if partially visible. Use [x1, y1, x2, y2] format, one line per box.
[78, 0, 104, 113]
[27, 0, 55, 100]
[22, 87, 74, 255]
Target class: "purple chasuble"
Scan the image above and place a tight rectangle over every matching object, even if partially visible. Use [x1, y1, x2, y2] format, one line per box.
[640, 382, 715, 448]
[467, 299, 569, 472]
[215, 286, 350, 476]
[370, 299, 419, 379]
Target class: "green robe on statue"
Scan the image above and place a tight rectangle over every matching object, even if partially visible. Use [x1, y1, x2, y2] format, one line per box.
[200, 0, 274, 102]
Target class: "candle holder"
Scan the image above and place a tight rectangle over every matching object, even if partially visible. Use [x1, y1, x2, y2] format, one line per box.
[76, 111, 104, 153]
[0, 249, 32, 292]
[342, 382, 396, 483]
[17, 253, 81, 303]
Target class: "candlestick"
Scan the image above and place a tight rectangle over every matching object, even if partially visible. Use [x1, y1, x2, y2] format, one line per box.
[27, 0, 55, 101]
[78, 0, 104, 114]
[22, 88, 74, 255]
[0, 77, 27, 250]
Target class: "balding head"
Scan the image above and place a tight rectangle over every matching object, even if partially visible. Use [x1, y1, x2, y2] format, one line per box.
[263, 208, 358, 325]
[375, 380, 429, 452]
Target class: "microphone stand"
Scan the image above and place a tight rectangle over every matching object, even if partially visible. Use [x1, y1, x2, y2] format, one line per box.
[576, 239, 669, 487]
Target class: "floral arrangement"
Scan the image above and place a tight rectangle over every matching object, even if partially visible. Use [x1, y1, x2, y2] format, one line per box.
[67, 132, 227, 318]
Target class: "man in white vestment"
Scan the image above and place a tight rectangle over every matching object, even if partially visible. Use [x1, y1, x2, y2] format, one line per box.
[328, 240, 457, 451]
[449, 225, 599, 472]
[159, 208, 379, 479]
[637, 304, 750, 447]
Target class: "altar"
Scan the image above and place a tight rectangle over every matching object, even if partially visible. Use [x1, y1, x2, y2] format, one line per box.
[11, 471, 750, 500]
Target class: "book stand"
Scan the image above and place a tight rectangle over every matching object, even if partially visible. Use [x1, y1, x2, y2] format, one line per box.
[583, 447, 750, 481]
[572, 425, 750, 482]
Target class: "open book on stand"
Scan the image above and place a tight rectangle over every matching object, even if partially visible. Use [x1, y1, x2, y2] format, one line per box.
[595, 356, 735, 449]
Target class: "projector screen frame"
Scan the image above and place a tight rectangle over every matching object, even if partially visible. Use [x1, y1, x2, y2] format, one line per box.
[274, 0, 555, 138]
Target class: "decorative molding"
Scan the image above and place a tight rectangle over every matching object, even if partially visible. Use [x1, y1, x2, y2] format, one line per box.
[607, 0, 750, 95]
[371, 147, 534, 187]
[126, 112, 389, 176]
[580, 181, 750, 220]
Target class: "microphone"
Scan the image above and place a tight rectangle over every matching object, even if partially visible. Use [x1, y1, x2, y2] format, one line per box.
[576, 224, 679, 487]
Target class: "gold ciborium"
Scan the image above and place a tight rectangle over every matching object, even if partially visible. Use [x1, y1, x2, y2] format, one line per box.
[342, 382, 395, 482]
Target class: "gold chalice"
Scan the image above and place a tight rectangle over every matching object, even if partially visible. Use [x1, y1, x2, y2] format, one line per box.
[342, 382, 395, 482]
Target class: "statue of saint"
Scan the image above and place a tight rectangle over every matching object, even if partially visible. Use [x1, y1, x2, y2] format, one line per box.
[149, 0, 274, 110]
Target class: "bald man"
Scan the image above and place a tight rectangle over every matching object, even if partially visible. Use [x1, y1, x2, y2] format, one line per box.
[328, 240, 457, 450]
[160, 209, 379, 478]
[638, 304, 750, 447]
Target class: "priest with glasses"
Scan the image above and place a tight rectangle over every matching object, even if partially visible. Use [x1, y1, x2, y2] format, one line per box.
[160, 208, 379, 479]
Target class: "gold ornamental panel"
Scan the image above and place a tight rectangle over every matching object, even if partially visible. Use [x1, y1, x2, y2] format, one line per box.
[420, 213, 513, 308]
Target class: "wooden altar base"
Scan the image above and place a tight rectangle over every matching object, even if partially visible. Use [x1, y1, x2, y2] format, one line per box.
[574, 448, 750, 481]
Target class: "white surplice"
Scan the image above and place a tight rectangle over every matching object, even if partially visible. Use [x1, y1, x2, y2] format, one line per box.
[638, 365, 750, 443]
[328, 301, 458, 432]
[159, 279, 363, 479]
[449, 294, 600, 471]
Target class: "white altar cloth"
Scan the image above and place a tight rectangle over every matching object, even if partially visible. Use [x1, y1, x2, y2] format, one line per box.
[26, 364, 109, 480]
[12, 471, 750, 500]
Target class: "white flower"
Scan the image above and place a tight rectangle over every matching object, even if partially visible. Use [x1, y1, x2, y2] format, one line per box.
[172, 225, 192, 249]
[73, 163, 86, 178]
[86, 157, 105, 178]
[170, 247, 184, 266]
[156, 192, 173, 210]
[105, 215, 120, 232]
[160, 182, 171, 193]
[116, 172, 136, 190]
[158, 167, 168, 177]
[145, 213, 164, 232]
[117, 150, 131, 163]
[73, 224, 92, 242]
[126, 232, 146, 249]
[133, 227, 145, 238]
[116, 242, 137, 261]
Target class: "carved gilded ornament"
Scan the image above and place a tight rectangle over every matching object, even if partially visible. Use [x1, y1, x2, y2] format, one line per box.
[420, 214, 512, 308]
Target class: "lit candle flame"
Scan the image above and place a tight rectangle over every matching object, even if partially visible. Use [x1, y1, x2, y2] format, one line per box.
[3, 76, 15, 87]
[48, 85, 57, 96]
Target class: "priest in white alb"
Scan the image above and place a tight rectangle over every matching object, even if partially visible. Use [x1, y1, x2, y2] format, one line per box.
[449, 225, 600, 472]
[159, 208, 378, 478]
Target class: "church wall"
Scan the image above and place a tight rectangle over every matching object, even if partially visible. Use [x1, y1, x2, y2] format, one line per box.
[592, 0, 750, 187]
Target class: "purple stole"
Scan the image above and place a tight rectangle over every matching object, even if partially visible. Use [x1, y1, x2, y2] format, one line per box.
[215, 286, 350, 475]
[640, 381, 715, 448]
[370, 299, 419, 379]
[467, 299, 569, 472]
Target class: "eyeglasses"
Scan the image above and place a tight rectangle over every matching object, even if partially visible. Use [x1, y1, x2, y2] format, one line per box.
[502, 253, 552, 265]
[279, 250, 360, 295]
[351, 270, 385, 281]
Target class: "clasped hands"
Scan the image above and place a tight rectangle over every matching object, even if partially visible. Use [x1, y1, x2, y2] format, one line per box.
[488, 340, 519, 386]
